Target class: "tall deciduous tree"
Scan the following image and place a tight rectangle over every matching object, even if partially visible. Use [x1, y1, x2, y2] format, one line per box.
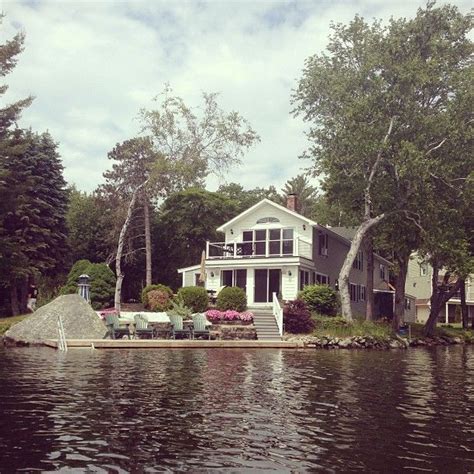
[108, 87, 260, 311]
[293, 4, 472, 322]
[217, 182, 280, 214]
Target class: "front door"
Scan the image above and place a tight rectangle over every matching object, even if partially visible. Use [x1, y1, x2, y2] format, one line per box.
[254, 269, 281, 303]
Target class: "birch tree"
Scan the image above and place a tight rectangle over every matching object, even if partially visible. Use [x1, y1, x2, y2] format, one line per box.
[293, 3, 472, 322]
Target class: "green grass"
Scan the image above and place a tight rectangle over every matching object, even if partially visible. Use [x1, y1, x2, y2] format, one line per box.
[311, 315, 393, 340]
[0, 314, 29, 336]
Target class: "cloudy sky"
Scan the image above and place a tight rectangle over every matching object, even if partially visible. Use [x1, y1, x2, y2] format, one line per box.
[2, 0, 471, 193]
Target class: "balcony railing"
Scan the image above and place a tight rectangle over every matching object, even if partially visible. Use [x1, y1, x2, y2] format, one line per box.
[206, 239, 312, 260]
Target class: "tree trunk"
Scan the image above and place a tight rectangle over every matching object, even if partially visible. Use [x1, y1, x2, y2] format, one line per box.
[115, 181, 148, 315]
[424, 266, 463, 337]
[365, 234, 374, 321]
[339, 214, 386, 321]
[460, 279, 468, 329]
[10, 284, 19, 316]
[19, 277, 29, 314]
[392, 251, 409, 331]
[143, 195, 152, 287]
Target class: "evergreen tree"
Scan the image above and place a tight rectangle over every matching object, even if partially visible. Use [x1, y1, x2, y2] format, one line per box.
[0, 131, 69, 314]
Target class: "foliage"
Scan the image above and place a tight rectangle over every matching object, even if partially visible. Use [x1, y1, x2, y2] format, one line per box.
[0, 130, 69, 314]
[60, 259, 91, 294]
[292, 4, 473, 322]
[216, 182, 280, 214]
[60, 260, 116, 310]
[154, 189, 237, 288]
[177, 286, 209, 313]
[206, 309, 254, 323]
[283, 299, 315, 334]
[0, 314, 29, 336]
[147, 289, 172, 312]
[312, 315, 393, 339]
[216, 286, 247, 312]
[280, 174, 318, 217]
[66, 186, 111, 263]
[141, 284, 173, 310]
[298, 285, 338, 316]
[87, 263, 117, 310]
[168, 298, 193, 320]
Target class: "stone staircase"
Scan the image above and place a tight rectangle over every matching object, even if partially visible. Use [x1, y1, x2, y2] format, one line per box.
[250, 308, 282, 341]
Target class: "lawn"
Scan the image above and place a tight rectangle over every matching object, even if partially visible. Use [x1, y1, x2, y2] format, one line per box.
[0, 314, 29, 336]
[312, 315, 393, 340]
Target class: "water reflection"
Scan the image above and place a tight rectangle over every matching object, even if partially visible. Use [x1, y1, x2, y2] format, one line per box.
[0, 346, 473, 472]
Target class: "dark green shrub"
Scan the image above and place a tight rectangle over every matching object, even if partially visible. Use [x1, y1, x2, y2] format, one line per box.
[284, 299, 315, 334]
[177, 286, 209, 313]
[216, 286, 247, 312]
[87, 263, 116, 310]
[298, 284, 338, 316]
[60, 259, 91, 294]
[142, 284, 173, 311]
[59, 260, 116, 310]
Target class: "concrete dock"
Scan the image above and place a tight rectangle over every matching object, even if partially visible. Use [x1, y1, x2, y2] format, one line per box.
[44, 339, 303, 349]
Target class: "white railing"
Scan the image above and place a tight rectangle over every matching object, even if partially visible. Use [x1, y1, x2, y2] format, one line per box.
[57, 315, 68, 351]
[207, 239, 312, 260]
[272, 292, 283, 336]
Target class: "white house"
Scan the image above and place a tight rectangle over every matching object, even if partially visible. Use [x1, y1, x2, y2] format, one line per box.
[178, 195, 403, 319]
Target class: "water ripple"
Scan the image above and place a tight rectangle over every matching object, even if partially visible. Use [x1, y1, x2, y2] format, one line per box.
[0, 346, 473, 472]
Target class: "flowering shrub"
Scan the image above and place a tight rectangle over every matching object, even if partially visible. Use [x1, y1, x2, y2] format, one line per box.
[205, 309, 254, 323]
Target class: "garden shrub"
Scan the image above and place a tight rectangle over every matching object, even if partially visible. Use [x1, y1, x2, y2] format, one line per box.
[314, 315, 349, 331]
[141, 284, 173, 311]
[168, 298, 193, 320]
[177, 286, 209, 313]
[283, 299, 315, 334]
[60, 260, 116, 309]
[87, 263, 117, 310]
[216, 286, 247, 312]
[298, 284, 338, 316]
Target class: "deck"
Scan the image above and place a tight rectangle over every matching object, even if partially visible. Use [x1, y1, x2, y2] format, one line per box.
[44, 339, 302, 349]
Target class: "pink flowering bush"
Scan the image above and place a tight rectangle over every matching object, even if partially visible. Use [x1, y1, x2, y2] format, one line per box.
[205, 309, 254, 323]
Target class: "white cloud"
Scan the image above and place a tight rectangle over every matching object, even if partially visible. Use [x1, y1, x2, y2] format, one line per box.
[2, 0, 472, 193]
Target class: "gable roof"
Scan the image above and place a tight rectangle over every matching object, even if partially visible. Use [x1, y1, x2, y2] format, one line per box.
[216, 198, 317, 232]
[329, 227, 358, 241]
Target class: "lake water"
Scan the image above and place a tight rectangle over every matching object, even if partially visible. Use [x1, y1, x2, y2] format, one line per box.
[0, 345, 473, 472]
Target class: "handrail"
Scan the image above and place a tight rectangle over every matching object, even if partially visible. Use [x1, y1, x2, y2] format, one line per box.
[57, 315, 68, 352]
[272, 292, 283, 336]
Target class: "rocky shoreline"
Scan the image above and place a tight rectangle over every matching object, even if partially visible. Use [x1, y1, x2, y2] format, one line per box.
[284, 334, 471, 349]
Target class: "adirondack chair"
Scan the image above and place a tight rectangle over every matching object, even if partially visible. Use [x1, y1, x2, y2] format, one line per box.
[192, 313, 210, 340]
[134, 314, 154, 339]
[169, 314, 191, 339]
[105, 313, 131, 340]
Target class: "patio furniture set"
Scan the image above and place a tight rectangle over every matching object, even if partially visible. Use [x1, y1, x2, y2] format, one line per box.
[105, 313, 212, 340]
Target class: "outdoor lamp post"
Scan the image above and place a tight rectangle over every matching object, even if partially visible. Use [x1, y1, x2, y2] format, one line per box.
[78, 274, 91, 303]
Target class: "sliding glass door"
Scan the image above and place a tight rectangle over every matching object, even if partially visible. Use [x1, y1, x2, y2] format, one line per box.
[254, 269, 281, 303]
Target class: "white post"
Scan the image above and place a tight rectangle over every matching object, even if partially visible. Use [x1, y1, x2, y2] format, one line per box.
[206, 241, 209, 258]
[445, 302, 449, 324]
[295, 238, 299, 257]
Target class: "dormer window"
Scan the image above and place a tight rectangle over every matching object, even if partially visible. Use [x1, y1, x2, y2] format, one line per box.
[256, 217, 280, 224]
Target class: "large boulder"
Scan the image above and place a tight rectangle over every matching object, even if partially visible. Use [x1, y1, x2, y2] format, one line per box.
[4, 294, 107, 345]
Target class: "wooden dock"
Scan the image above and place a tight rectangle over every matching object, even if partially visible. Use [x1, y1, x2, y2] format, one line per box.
[44, 339, 303, 349]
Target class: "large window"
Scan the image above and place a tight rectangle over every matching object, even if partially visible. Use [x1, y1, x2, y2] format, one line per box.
[380, 264, 386, 280]
[221, 269, 247, 290]
[242, 228, 294, 257]
[350, 284, 366, 302]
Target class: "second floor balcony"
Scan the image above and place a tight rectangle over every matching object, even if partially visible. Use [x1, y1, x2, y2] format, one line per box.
[206, 239, 312, 260]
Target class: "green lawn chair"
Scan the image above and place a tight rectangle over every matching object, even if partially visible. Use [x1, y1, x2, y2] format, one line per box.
[192, 313, 210, 340]
[134, 314, 154, 339]
[105, 313, 131, 339]
[169, 314, 191, 339]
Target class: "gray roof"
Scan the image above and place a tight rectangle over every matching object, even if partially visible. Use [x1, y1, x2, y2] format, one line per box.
[328, 227, 358, 241]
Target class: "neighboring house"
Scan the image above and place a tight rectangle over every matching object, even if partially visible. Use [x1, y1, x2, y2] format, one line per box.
[178, 195, 406, 319]
[405, 254, 474, 324]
